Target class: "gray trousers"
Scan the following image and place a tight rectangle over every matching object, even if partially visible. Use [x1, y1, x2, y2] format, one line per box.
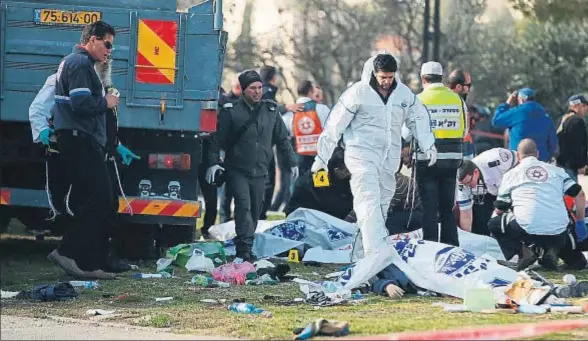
[226, 168, 266, 256]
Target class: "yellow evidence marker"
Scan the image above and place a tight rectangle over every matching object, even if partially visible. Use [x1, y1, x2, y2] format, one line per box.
[312, 170, 330, 188]
[288, 249, 300, 263]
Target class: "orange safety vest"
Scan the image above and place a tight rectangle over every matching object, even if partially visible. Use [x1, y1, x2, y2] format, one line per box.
[292, 101, 323, 156]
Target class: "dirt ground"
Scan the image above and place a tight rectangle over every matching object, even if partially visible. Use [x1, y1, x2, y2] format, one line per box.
[0, 315, 232, 340]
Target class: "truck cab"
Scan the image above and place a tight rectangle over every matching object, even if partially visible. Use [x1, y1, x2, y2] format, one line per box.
[0, 0, 227, 257]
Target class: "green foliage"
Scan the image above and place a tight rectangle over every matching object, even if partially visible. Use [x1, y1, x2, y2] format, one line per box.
[508, 0, 588, 22]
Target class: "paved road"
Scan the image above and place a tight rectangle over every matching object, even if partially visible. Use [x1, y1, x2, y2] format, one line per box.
[0, 315, 233, 340]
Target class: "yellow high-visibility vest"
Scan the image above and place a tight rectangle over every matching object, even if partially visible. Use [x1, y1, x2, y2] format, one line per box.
[417, 85, 466, 140]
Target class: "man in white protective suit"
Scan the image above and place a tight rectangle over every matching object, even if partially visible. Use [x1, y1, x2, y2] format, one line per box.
[311, 53, 437, 256]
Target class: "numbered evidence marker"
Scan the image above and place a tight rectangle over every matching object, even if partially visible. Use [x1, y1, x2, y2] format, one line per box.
[288, 249, 300, 263]
[312, 170, 330, 188]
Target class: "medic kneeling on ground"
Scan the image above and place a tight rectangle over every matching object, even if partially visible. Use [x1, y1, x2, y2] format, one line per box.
[285, 141, 422, 236]
[488, 139, 587, 271]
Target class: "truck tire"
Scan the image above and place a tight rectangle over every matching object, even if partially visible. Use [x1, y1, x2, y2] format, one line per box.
[13, 207, 53, 234]
[158, 224, 196, 248]
[112, 222, 159, 261]
[0, 207, 11, 233]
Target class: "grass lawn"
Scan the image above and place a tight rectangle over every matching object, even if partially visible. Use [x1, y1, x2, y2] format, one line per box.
[2, 225, 588, 339]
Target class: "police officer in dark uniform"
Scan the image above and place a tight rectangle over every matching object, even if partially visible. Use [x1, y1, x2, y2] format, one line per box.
[206, 70, 298, 261]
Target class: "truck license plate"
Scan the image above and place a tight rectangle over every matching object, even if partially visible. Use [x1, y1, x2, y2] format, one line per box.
[34, 9, 102, 26]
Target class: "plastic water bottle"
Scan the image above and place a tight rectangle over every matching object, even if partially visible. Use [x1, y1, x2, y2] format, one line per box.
[69, 281, 99, 289]
[133, 272, 171, 279]
[227, 303, 272, 317]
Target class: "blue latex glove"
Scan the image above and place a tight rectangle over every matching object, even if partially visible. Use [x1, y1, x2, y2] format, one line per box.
[117, 144, 140, 166]
[576, 220, 587, 242]
[39, 128, 54, 146]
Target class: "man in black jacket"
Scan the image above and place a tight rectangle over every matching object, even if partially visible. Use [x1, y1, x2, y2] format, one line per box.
[206, 70, 298, 261]
[50, 21, 120, 279]
[556, 94, 588, 182]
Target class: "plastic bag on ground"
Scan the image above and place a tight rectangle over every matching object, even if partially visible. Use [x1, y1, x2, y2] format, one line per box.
[166, 242, 226, 268]
[185, 249, 216, 273]
[212, 261, 256, 285]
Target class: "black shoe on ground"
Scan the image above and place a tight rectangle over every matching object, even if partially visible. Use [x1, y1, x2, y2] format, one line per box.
[516, 244, 538, 271]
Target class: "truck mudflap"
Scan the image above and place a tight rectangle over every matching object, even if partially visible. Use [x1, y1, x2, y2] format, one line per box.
[0, 187, 201, 218]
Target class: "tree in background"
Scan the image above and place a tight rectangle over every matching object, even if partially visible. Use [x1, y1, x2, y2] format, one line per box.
[178, 0, 587, 118]
[508, 0, 588, 22]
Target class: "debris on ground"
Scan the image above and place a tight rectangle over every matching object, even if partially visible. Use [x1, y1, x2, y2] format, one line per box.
[69, 281, 99, 289]
[86, 309, 116, 316]
[191, 274, 231, 288]
[212, 261, 256, 285]
[293, 319, 350, 340]
[16, 283, 78, 302]
[133, 272, 172, 279]
[1, 290, 20, 299]
[155, 297, 174, 302]
[227, 302, 272, 318]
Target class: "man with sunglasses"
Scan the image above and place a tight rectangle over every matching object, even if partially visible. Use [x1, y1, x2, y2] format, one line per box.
[456, 148, 518, 236]
[448, 70, 474, 160]
[50, 21, 120, 279]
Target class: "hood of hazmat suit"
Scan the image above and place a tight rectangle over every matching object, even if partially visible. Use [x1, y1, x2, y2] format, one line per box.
[315, 51, 435, 256]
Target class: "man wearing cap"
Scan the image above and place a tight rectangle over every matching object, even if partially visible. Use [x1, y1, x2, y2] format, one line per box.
[556, 94, 588, 182]
[413, 61, 467, 246]
[206, 70, 298, 261]
[492, 88, 557, 162]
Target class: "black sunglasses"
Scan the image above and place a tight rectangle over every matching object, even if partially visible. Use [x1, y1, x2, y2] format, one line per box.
[462, 83, 472, 87]
[96, 37, 113, 50]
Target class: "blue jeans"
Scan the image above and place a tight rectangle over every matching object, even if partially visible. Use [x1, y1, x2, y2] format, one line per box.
[372, 263, 416, 295]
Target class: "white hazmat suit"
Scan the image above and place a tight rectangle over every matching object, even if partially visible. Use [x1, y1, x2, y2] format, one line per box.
[312, 53, 437, 256]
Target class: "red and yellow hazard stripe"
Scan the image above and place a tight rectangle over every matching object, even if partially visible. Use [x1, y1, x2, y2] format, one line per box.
[136, 19, 177, 84]
[0, 188, 10, 205]
[118, 197, 199, 217]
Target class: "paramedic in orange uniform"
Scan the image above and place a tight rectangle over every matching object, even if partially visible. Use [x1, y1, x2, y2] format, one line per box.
[282, 80, 330, 173]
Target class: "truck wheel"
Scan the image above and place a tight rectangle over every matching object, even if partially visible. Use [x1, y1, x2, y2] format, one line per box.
[14, 208, 53, 234]
[112, 223, 159, 261]
[158, 224, 196, 248]
[0, 207, 12, 233]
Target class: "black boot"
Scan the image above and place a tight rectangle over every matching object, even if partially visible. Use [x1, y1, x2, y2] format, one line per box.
[516, 243, 538, 271]
[539, 246, 560, 271]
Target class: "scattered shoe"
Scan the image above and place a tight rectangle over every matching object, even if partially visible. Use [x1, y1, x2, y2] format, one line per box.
[293, 319, 350, 340]
[555, 281, 588, 298]
[47, 249, 85, 277]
